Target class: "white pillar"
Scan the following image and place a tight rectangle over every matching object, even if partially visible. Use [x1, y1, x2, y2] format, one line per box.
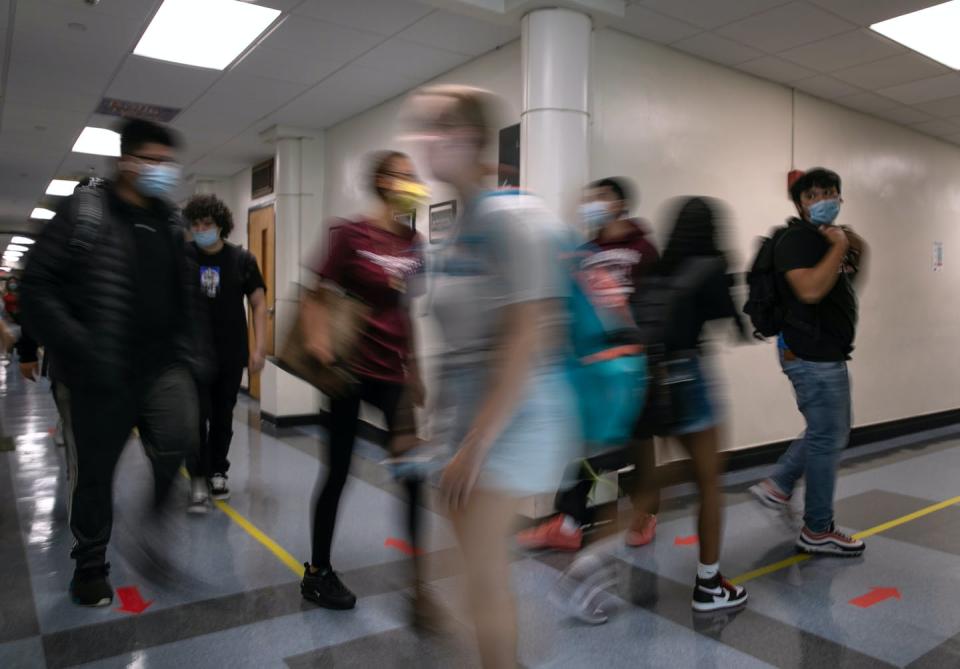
[520, 8, 591, 225]
[259, 125, 325, 420]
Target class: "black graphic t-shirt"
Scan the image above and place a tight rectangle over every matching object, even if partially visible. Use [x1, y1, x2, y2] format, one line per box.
[194, 242, 266, 369]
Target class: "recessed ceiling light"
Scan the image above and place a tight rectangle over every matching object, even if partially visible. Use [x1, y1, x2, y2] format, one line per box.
[11, 237, 35, 245]
[73, 127, 121, 157]
[46, 179, 79, 196]
[30, 208, 56, 220]
[872, 1, 960, 70]
[7, 245, 29, 252]
[3, 252, 23, 259]
[134, 0, 281, 70]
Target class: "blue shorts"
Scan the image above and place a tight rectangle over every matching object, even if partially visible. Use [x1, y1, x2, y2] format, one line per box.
[660, 355, 717, 436]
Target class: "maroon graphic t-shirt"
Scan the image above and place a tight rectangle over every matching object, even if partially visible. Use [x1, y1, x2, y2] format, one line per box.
[581, 218, 659, 310]
[313, 219, 424, 383]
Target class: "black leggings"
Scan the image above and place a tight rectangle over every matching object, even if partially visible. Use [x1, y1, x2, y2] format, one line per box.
[311, 376, 404, 568]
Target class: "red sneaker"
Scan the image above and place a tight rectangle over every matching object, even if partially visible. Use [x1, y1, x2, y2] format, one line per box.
[625, 514, 657, 547]
[516, 515, 583, 552]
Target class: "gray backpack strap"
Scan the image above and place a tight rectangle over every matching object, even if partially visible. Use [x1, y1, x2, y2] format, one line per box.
[68, 185, 107, 252]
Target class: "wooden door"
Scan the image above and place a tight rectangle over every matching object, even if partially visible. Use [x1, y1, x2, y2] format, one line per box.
[247, 204, 276, 399]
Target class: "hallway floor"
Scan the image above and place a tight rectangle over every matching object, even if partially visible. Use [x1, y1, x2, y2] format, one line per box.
[2, 360, 960, 669]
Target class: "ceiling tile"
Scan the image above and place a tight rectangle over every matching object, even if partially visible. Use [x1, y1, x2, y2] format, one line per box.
[107, 57, 221, 109]
[872, 105, 934, 125]
[352, 39, 470, 81]
[671, 32, 764, 66]
[805, 0, 946, 26]
[737, 56, 817, 84]
[716, 2, 856, 53]
[397, 10, 519, 57]
[233, 46, 343, 86]
[778, 28, 904, 72]
[877, 74, 960, 105]
[262, 15, 383, 62]
[272, 65, 421, 130]
[616, 5, 702, 44]
[254, 0, 302, 11]
[916, 95, 960, 118]
[834, 91, 901, 114]
[793, 75, 861, 99]
[179, 72, 309, 141]
[33, 0, 157, 21]
[294, 0, 432, 36]
[909, 118, 960, 137]
[637, 0, 791, 30]
[832, 52, 950, 89]
[4, 62, 103, 112]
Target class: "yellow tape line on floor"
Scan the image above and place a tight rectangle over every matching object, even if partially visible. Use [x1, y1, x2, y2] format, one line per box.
[179, 469, 303, 577]
[730, 493, 960, 586]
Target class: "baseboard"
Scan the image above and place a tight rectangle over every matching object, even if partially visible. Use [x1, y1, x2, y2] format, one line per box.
[259, 405, 960, 485]
[650, 407, 960, 488]
[259, 411, 318, 429]
[259, 410, 390, 444]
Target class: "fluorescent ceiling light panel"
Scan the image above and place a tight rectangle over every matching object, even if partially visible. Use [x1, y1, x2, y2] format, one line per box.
[3, 252, 23, 259]
[46, 180, 79, 196]
[30, 208, 56, 220]
[871, 1, 960, 70]
[73, 127, 121, 157]
[7, 245, 29, 252]
[11, 237, 35, 245]
[134, 0, 281, 70]
[0, 267, 9, 272]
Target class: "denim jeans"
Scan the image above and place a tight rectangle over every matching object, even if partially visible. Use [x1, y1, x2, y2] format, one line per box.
[770, 352, 851, 533]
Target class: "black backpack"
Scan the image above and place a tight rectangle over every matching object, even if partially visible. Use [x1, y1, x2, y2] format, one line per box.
[743, 225, 793, 339]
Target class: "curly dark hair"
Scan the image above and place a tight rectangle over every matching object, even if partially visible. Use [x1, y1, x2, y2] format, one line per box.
[183, 194, 234, 238]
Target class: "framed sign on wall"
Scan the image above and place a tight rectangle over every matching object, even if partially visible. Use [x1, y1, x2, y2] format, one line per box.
[429, 200, 457, 244]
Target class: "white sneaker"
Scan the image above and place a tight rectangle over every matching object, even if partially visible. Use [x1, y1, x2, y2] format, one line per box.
[209, 474, 230, 501]
[187, 477, 209, 514]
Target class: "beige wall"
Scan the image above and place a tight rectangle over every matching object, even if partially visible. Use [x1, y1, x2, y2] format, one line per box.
[216, 28, 960, 449]
[592, 28, 960, 456]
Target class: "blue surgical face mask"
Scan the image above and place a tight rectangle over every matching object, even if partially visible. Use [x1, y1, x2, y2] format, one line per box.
[579, 201, 614, 233]
[807, 198, 841, 225]
[135, 163, 182, 199]
[193, 228, 220, 248]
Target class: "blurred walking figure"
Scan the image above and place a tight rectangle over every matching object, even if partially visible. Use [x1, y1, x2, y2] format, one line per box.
[404, 86, 579, 667]
[518, 177, 660, 552]
[749, 168, 867, 556]
[20, 119, 208, 607]
[182, 194, 267, 512]
[299, 151, 427, 612]
[632, 196, 748, 613]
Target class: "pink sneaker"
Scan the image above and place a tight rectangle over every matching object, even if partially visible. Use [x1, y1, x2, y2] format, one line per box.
[625, 514, 657, 547]
[516, 515, 583, 552]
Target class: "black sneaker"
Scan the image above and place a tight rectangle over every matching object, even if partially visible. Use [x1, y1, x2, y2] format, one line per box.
[301, 564, 357, 610]
[209, 474, 230, 501]
[796, 523, 865, 557]
[691, 573, 748, 612]
[70, 563, 113, 607]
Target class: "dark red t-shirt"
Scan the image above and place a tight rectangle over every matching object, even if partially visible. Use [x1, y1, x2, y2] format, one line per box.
[581, 218, 659, 309]
[313, 219, 423, 383]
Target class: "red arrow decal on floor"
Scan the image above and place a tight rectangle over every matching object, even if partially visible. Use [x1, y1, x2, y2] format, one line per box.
[115, 586, 153, 614]
[385, 537, 424, 557]
[674, 535, 699, 546]
[849, 587, 900, 609]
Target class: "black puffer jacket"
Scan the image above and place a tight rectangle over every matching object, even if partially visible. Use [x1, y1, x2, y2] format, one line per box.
[20, 183, 212, 390]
